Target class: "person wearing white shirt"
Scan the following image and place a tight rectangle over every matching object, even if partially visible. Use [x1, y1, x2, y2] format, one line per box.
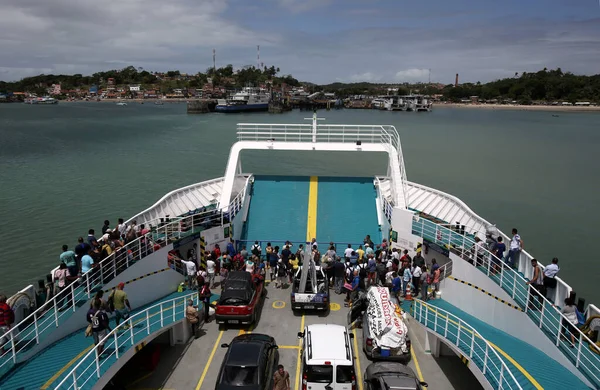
[504, 228, 523, 268]
[412, 265, 423, 296]
[543, 257, 560, 300]
[344, 244, 354, 260]
[180, 259, 197, 290]
[206, 258, 216, 288]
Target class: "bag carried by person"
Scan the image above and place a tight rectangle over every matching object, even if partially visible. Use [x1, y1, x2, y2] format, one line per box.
[85, 312, 98, 337]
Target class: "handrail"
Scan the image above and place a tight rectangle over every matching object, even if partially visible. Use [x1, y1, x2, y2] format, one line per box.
[412, 299, 523, 390]
[0, 197, 238, 374]
[236, 122, 407, 207]
[235, 240, 383, 260]
[412, 218, 600, 387]
[53, 291, 200, 389]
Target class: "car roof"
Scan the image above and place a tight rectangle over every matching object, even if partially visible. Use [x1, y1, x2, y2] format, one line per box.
[381, 375, 419, 390]
[227, 342, 264, 366]
[306, 324, 351, 363]
[366, 362, 417, 378]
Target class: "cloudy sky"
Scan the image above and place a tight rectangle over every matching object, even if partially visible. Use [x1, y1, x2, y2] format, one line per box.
[1, 0, 599, 84]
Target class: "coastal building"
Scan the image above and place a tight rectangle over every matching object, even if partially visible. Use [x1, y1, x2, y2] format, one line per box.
[129, 85, 141, 92]
[49, 83, 61, 96]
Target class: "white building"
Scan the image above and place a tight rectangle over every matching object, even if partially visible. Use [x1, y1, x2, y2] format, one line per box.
[129, 85, 141, 92]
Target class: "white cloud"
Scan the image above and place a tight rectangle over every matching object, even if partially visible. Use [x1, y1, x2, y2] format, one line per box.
[277, 0, 331, 13]
[349, 72, 382, 82]
[0, 0, 280, 80]
[394, 69, 430, 82]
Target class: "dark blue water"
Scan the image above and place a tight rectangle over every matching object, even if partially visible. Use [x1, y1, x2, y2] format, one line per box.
[0, 102, 598, 303]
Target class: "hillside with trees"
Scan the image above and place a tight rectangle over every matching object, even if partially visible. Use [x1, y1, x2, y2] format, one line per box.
[0, 64, 300, 95]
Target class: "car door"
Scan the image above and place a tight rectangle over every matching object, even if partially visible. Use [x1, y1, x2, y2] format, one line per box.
[262, 347, 276, 390]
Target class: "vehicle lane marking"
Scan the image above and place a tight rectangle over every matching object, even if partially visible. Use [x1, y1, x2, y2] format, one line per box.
[195, 330, 224, 390]
[352, 328, 363, 390]
[329, 303, 341, 311]
[125, 371, 154, 389]
[42, 299, 189, 389]
[306, 176, 318, 241]
[410, 347, 425, 384]
[279, 345, 300, 349]
[419, 303, 543, 390]
[40, 345, 94, 389]
[294, 315, 305, 390]
[272, 300, 286, 309]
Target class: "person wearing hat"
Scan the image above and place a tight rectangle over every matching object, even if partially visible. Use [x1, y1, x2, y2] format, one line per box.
[108, 282, 131, 328]
[275, 258, 288, 288]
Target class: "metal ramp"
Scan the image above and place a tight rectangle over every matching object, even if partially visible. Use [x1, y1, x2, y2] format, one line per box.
[0, 291, 219, 390]
[411, 299, 590, 390]
[411, 217, 600, 388]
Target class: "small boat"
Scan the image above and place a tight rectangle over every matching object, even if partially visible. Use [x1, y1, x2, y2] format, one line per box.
[24, 97, 58, 105]
[154, 101, 164, 105]
[116, 102, 127, 106]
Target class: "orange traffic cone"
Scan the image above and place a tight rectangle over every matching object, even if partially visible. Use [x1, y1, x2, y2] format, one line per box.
[405, 285, 413, 301]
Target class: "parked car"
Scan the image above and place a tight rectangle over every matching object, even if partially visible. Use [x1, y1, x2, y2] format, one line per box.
[215, 271, 265, 325]
[216, 333, 279, 390]
[291, 265, 329, 312]
[364, 362, 427, 390]
[348, 287, 411, 363]
[297, 324, 357, 390]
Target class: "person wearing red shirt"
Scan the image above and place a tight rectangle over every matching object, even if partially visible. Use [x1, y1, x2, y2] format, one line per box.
[0, 295, 15, 353]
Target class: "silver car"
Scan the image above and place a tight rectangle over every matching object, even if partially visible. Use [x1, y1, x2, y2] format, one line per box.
[364, 362, 427, 390]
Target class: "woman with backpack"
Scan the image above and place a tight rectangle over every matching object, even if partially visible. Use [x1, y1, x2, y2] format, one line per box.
[275, 259, 288, 288]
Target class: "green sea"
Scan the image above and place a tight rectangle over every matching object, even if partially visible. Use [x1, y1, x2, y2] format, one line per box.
[0, 103, 598, 304]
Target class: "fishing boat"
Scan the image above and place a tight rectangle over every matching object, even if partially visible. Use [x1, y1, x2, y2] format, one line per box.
[215, 86, 270, 113]
[24, 96, 58, 105]
[1, 115, 599, 390]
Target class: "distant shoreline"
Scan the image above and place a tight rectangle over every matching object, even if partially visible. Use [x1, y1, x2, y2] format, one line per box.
[436, 103, 600, 112]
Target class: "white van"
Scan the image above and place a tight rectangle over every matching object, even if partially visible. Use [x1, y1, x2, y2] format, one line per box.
[297, 324, 357, 390]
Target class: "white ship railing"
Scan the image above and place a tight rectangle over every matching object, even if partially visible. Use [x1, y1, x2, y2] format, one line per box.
[54, 291, 201, 389]
[236, 122, 409, 208]
[412, 299, 523, 390]
[374, 177, 394, 223]
[412, 218, 600, 387]
[0, 190, 246, 374]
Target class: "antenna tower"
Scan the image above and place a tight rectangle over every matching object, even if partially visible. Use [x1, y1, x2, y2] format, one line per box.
[212, 49, 216, 73]
[428, 69, 431, 84]
[257, 45, 260, 69]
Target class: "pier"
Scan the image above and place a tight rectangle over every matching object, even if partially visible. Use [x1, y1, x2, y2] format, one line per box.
[186, 99, 217, 114]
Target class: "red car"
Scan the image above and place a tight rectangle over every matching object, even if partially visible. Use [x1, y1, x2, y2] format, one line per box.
[215, 271, 265, 325]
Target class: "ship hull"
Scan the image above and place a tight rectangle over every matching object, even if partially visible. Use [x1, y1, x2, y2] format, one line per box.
[215, 103, 269, 113]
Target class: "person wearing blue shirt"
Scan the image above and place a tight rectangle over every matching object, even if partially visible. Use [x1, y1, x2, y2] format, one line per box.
[345, 270, 361, 303]
[81, 250, 95, 274]
[226, 239, 236, 257]
[391, 272, 402, 298]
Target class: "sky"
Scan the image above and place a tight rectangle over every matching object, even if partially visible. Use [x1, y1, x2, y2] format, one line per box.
[0, 0, 599, 84]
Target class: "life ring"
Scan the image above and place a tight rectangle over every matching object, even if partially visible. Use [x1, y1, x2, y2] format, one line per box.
[8, 292, 33, 326]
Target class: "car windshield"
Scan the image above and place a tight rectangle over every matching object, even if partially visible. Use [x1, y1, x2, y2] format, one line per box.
[306, 365, 333, 383]
[222, 365, 258, 386]
[336, 365, 354, 383]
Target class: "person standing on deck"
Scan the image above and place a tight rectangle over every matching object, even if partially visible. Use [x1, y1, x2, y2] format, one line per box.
[87, 300, 109, 355]
[505, 228, 523, 268]
[199, 281, 212, 322]
[402, 265, 412, 296]
[226, 238, 236, 257]
[493, 237, 506, 274]
[333, 258, 346, 294]
[420, 266, 430, 301]
[251, 241, 262, 260]
[186, 299, 200, 338]
[412, 262, 423, 296]
[275, 259, 288, 288]
[0, 295, 15, 353]
[273, 364, 291, 390]
[543, 257, 560, 301]
[60, 245, 79, 278]
[413, 251, 425, 268]
[344, 244, 353, 262]
[206, 255, 216, 288]
[367, 254, 377, 287]
[365, 243, 374, 258]
[526, 258, 544, 310]
[356, 245, 365, 262]
[240, 245, 249, 261]
[109, 283, 131, 328]
[179, 257, 197, 290]
[364, 235, 374, 249]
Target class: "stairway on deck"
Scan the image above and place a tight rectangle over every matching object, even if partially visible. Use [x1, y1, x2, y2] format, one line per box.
[0, 291, 219, 390]
[424, 299, 589, 390]
[242, 176, 309, 246]
[316, 177, 380, 245]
